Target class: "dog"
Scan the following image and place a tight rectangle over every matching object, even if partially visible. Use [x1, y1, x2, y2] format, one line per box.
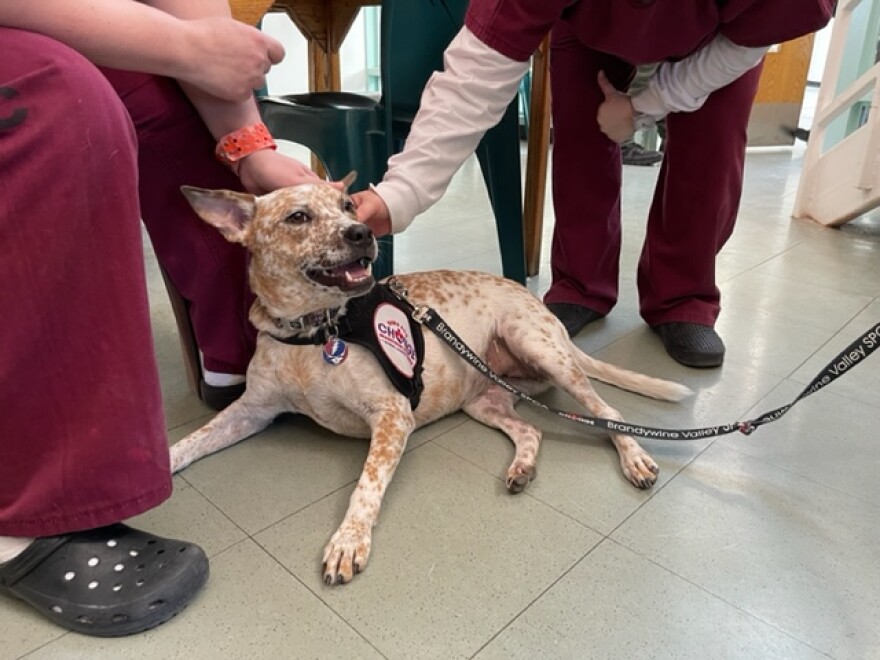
[170, 174, 691, 585]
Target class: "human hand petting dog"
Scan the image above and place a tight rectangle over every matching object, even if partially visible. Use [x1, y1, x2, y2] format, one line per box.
[596, 70, 636, 144]
[353, 189, 392, 237]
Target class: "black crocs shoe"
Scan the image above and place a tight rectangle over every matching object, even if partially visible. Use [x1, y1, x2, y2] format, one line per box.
[0, 524, 208, 637]
[545, 302, 605, 337]
[652, 322, 725, 368]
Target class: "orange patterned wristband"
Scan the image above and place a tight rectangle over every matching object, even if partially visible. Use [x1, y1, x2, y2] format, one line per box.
[214, 122, 277, 172]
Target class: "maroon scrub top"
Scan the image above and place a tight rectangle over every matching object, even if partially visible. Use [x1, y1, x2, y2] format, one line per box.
[465, 0, 834, 64]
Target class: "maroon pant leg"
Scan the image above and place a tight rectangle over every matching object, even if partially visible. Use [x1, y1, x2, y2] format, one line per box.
[637, 64, 763, 326]
[99, 70, 257, 375]
[545, 23, 634, 313]
[0, 29, 171, 537]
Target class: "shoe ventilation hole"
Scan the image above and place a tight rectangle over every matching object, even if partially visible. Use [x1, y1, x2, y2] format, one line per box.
[178, 547, 187, 553]
[88, 557, 99, 567]
[135, 564, 145, 571]
[114, 563, 125, 572]
[146, 540, 157, 545]
[136, 578, 145, 587]
[112, 614, 128, 623]
[156, 549, 165, 556]
[106, 540, 117, 548]
[51, 605, 63, 613]
[129, 550, 139, 557]
[88, 581, 99, 590]
[113, 583, 123, 592]
[64, 571, 76, 581]
[77, 615, 93, 624]
[147, 599, 165, 611]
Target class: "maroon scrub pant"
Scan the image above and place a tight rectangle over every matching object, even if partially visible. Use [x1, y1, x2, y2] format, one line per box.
[545, 22, 762, 327]
[0, 29, 255, 537]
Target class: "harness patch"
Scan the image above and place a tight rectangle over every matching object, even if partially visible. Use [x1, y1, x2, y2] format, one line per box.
[374, 303, 418, 377]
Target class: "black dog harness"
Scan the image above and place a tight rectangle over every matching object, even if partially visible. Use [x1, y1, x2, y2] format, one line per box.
[268, 283, 425, 409]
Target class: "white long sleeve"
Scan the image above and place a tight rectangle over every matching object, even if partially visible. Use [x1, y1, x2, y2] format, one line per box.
[374, 27, 528, 233]
[631, 34, 768, 119]
[375, 29, 769, 232]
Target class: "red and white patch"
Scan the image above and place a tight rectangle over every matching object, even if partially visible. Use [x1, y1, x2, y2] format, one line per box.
[373, 303, 418, 377]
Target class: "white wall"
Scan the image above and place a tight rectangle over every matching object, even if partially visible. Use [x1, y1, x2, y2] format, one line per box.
[808, 18, 834, 83]
[262, 11, 368, 95]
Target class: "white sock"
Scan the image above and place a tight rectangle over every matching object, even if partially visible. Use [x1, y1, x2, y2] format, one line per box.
[0, 536, 34, 563]
[202, 370, 246, 387]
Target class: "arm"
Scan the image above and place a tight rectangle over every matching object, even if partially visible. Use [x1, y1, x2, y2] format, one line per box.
[142, 0, 319, 191]
[0, 0, 281, 102]
[597, 33, 768, 143]
[358, 27, 529, 235]
[0, 0, 318, 192]
[631, 33, 768, 119]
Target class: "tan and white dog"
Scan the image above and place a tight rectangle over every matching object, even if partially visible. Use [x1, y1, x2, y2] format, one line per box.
[171, 175, 691, 585]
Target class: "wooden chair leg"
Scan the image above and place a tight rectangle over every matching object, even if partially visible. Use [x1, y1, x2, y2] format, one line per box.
[158, 265, 202, 396]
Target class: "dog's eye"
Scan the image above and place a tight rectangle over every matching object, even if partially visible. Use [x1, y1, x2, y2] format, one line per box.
[343, 199, 356, 214]
[284, 210, 311, 224]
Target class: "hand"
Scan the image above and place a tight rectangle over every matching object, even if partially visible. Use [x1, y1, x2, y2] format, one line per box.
[179, 17, 285, 101]
[236, 149, 323, 194]
[596, 70, 636, 144]
[353, 189, 392, 237]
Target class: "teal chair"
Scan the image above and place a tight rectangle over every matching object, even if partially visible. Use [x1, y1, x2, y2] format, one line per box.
[258, 0, 526, 283]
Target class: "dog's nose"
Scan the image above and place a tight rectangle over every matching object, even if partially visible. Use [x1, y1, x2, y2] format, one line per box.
[344, 223, 374, 247]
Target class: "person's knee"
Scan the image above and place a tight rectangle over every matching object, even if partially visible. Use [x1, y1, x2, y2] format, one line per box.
[6, 31, 136, 161]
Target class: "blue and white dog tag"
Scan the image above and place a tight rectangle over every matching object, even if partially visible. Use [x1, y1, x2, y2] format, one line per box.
[323, 338, 349, 365]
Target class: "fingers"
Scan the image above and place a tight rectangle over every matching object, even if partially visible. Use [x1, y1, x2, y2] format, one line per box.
[352, 191, 392, 237]
[263, 33, 286, 65]
[597, 70, 619, 98]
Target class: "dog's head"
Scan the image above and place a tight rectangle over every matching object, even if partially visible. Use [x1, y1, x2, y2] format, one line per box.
[182, 172, 377, 319]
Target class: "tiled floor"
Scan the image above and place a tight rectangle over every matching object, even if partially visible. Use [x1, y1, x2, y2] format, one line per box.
[7, 137, 880, 659]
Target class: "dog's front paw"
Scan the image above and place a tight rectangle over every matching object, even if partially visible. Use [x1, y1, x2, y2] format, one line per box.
[322, 523, 372, 585]
[620, 447, 659, 489]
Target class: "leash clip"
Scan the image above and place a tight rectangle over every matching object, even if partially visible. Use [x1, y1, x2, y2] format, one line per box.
[411, 305, 431, 325]
[387, 276, 409, 301]
[387, 276, 430, 324]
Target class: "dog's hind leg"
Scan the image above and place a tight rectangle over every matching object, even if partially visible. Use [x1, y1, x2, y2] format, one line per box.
[500, 324, 660, 489]
[464, 385, 542, 493]
[170, 397, 282, 473]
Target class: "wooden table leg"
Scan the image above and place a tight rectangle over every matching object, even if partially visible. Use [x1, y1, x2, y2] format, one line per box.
[523, 37, 552, 278]
[306, 39, 340, 176]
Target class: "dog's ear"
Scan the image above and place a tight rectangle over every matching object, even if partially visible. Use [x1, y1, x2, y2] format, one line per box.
[181, 186, 256, 244]
[339, 171, 358, 191]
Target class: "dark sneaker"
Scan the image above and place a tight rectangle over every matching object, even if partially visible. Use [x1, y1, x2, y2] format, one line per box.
[545, 303, 605, 337]
[621, 141, 663, 166]
[652, 322, 725, 368]
[199, 380, 246, 411]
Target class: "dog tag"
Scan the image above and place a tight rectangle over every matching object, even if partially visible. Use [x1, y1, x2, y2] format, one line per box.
[323, 338, 349, 365]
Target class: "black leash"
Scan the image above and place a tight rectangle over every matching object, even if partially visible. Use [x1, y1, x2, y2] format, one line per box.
[389, 277, 879, 441]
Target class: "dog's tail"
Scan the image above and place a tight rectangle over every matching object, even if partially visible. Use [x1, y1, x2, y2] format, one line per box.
[575, 352, 692, 402]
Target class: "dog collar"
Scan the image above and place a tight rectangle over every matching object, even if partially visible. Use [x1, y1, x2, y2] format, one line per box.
[268, 283, 425, 409]
[270, 308, 345, 345]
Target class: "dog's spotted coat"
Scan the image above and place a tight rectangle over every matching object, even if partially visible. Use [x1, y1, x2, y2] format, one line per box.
[171, 178, 691, 585]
